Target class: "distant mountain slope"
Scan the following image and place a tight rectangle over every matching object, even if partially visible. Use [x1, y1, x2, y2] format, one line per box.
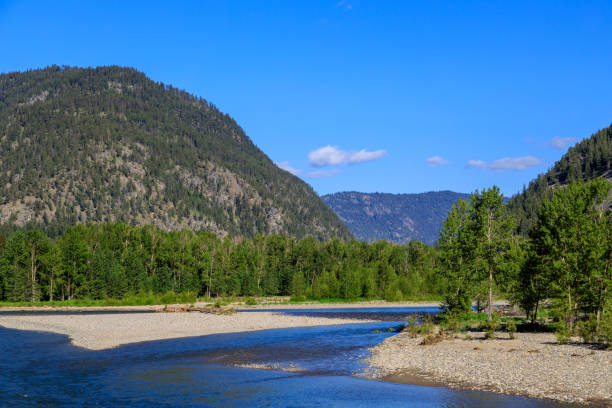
[321, 191, 470, 245]
[507, 124, 612, 235]
[0, 66, 352, 240]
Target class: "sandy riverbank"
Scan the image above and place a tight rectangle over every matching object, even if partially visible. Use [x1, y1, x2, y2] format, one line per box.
[0, 311, 378, 350]
[366, 330, 612, 406]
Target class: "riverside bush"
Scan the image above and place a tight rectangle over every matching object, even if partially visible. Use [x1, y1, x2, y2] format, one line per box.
[420, 334, 444, 345]
[555, 324, 571, 345]
[439, 311, 463, 334]
[577, 317, 599, 344]
[602, 304, 612, 347]
[506, 320, 517, 339]
[406, 315, 419, 338]
[482, 313, 501, 340]
[418, 315, 435, 336]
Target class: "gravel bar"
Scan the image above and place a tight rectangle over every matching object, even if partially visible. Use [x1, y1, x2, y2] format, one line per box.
[0, 311, 376, 350]
[366, 331, 611, 406]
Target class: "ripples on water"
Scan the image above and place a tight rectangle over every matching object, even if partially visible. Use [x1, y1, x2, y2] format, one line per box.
[0, 308, 586, 407]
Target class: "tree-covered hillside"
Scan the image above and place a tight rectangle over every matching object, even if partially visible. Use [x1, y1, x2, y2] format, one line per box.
[321, 191, 470, 245]
[507, 125, 612, 235]
[0, 66, 351, 240]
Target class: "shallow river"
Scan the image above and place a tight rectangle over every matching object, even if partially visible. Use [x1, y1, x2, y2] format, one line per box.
[0, 308, 585, 407]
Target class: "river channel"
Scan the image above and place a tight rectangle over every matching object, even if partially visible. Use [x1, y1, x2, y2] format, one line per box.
[0, 307, 585, 407]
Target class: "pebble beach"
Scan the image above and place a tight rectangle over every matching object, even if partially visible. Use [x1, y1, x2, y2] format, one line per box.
[366, 330, 612, 406]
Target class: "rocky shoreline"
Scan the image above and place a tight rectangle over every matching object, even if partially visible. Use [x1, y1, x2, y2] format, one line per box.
[366, 330, 611, 406]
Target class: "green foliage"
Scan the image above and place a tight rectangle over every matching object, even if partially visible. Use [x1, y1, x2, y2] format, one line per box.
[577, 317, 599, 344]
[506, 320, 517, 339]
[438, 199, 474, 314]
[555, 324, 571, 345]
[418, 315, 435, 336]
[322, 191, 470, 245]
[481, 313, 501, 339]
[526, 179, 611, 333]
[0, 66, 351, 241]
[437, 187, 517, 320]
[0, 223, 444, 303]
[507, 125, 612, 235]
[406, 315, 420, 338]
[601, 303, 612, 347]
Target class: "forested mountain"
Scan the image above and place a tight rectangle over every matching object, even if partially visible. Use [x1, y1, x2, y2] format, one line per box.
[507, 125, 612, 235]
[321, 191, 470, 245]
[0, 66, 351, 240]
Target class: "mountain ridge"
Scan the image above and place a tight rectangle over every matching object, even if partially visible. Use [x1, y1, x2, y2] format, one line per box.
[507, 124, 612, 234]
[0, 65, 352, 240]
[321, 190, 470, 245]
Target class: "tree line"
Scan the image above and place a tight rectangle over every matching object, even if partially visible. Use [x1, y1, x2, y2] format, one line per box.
[0, 223, 442, 303]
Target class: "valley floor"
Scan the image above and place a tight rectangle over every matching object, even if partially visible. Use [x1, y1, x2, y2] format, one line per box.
[366, 330, 612, 406]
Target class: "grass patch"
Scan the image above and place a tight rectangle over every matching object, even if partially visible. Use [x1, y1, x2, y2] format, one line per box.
[244, 297, 258, 306]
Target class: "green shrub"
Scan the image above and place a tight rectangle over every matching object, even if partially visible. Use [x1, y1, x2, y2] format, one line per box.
[482, 313, 501, 340]
[214, 299, 228, 308]
[555, 324, 571, 345]
[160, 291, 177, 305]
[178, 291, 197, 303]
[506, 320, 517, 339]
[602, 305, 612, 347]
[442, 292, 471, 315]
[491, 313, 502, 330]
[420, 334, 444, 345]
[418, 315, 435, 336]
[577, 317, 599, 344]
[406, 315, 419, 338]
[245, 297, 258, 305]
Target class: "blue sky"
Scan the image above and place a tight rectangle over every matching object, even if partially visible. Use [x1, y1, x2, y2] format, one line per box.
[1, 1, 611, 196]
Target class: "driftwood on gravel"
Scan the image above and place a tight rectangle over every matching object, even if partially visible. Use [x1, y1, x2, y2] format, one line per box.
[157, 304, 236, 315]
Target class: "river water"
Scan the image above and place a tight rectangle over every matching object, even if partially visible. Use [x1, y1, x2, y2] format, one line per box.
[0, 308, 585, 407]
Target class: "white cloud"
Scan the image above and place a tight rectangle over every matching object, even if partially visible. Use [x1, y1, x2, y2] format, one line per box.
[309, 146, 348, 166]
[308, 146, 387, 167]
[337, 0, 353, 10]
[426, 155, 451, 167]
[306, 169, 342, 179]
[550, 136, 577, 149]
[275, 161, 302, 175]
[349, 149, 387, 163]
[489, 156, 543, 172]
[466, 159, 487, 169]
